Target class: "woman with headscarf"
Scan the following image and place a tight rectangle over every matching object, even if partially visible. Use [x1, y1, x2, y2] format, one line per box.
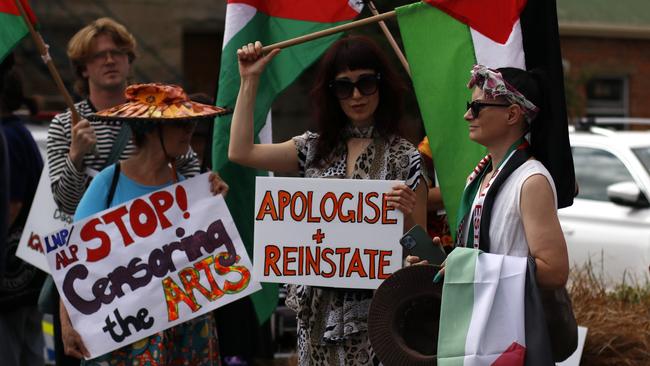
[454, 65, 569, 288]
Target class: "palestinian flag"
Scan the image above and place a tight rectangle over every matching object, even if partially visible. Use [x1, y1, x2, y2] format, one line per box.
[212, 0, 364, 324]
[0, 0, 36, 62]
[437, 247, 528, 365]
[396, 0, 574, 237]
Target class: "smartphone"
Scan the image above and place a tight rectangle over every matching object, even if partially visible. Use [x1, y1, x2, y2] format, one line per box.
[400, 224, 447, 266]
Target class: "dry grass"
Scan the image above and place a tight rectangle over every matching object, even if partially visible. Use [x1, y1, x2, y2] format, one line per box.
[568, 262, 650, 365]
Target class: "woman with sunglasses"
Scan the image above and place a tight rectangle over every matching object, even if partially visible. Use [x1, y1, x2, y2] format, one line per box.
[453, 65, 569, 289]
[230, 36, 426, 365]
[59, 84, 229, 365]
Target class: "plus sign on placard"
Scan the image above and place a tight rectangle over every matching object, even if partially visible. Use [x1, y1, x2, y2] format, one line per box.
[312, 229, 325, 244]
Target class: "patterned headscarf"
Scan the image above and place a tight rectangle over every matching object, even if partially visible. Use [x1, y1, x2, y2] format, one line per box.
[467, 64, 540, 123]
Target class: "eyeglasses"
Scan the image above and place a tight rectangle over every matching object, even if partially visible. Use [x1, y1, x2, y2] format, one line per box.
[88, 48, 129, 63]
[466, 100, 511, 119]
[328, 73, 381, 99]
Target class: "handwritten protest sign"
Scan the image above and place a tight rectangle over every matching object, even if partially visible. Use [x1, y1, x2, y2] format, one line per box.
[253, 177, 404, 289]
[16, 161, 78, 273]
[44, 173, 260, 358]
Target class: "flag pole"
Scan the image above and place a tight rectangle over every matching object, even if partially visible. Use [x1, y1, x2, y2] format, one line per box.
[262, 10, 397, 53]
[367, 1, 411, 77]
[14, 0, 81, 126]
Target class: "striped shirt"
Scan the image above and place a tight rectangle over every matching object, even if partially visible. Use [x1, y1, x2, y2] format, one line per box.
[47, 99, 200, 215]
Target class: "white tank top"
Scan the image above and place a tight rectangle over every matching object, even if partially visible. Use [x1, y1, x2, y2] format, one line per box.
[461, 160, 557, 257]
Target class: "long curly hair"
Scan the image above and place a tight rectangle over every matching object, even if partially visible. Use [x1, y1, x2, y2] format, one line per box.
[310, 35, 406, 166]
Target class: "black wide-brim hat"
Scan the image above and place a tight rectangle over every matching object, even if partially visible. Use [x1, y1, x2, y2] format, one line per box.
[369, 264, 442, 366]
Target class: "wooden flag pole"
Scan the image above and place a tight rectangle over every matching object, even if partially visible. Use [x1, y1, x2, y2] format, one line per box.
[368, 1, 411, 77]
[14, 0, 81, 126]
[262, 10, 397, 53]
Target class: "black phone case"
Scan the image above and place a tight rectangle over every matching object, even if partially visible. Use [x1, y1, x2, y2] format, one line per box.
[400, 225, 447, 265]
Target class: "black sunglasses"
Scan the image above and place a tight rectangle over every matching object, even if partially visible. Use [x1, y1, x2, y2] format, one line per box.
[466, 100, 511, 119]
[329, 73, 381, 99]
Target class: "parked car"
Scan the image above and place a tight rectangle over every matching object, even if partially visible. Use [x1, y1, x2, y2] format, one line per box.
[560, 125, 650, 286]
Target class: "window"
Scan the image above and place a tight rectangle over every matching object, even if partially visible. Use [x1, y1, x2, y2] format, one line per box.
[633, 147, 650, 175]
[182, 31, 222, 98]
[573, 147, 635, 201]
[585, 76, 628, 118]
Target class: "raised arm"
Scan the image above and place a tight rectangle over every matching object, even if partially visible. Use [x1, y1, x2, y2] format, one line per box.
[521, 174, 569, 289]
[228, 41, 299, 173]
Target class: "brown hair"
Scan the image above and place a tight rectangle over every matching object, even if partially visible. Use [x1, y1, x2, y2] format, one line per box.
[67, 17, 136, 96]
[310, 35, 407, 165]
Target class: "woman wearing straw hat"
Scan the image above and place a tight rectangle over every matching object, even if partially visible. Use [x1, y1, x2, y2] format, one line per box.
[230, 36, 426, 365]
[60, 83, 229, 365]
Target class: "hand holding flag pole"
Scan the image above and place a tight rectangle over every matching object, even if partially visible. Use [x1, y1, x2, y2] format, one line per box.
[259, 2, 411, 77]
[14, 0, 99, 157]
[13, 0, 80, 126]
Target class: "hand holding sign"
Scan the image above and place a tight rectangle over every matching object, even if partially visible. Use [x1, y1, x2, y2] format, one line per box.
[253, 177, 404, 290]
[209, 171, 229, 197]
[385, 182, 418, 216]
[60, 302, 90, 359]
[45, 173, 260, 358]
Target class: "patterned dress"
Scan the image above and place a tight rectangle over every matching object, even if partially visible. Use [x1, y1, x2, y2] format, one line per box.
[286, 125, 423, 365]
[82, 316, 219, 366]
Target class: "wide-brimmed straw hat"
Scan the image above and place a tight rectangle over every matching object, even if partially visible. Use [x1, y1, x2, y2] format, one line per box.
[368, 264, 442, 366]
[91, 83, 227, 123]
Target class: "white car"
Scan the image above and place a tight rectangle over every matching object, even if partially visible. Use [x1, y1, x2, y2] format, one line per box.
[559, 125, 650, 286]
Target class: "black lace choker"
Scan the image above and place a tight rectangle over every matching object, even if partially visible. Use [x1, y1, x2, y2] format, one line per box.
[344, 124, 375, 139]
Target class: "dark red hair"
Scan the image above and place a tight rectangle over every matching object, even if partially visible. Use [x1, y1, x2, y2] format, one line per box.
[310, 35, 407, 165]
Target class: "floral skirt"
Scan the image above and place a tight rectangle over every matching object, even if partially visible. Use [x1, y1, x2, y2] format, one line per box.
[82, 314, 219, 366]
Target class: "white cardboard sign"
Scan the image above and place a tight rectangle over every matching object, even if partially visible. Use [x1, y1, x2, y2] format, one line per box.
[44, 173, 260, 358]
[16, 161, 76, 273]
[253, 177, 404, 289]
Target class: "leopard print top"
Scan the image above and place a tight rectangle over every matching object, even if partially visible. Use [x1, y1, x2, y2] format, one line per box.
[293, 129, 422, 190]
[287, 125, 422, 345]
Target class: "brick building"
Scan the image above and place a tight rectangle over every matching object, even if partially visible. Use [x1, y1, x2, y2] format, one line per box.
[557, 0, 650, 120]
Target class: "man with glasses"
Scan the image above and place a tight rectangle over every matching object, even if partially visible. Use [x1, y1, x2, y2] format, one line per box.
[47, 17, 200, 216]
[46, 17, 199, 365]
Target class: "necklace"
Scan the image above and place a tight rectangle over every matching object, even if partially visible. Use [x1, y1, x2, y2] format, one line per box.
[344, 124, 375, 139]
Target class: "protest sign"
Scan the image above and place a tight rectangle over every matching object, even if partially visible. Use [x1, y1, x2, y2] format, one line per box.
[16, 161, 83, 273]
[253, 177, 404, 289]
[44, 173, 260, 358]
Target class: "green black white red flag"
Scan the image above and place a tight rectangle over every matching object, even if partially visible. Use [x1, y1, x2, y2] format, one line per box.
[0, 0, 37, 62]
[396, 0, 574, 236]
[437, 247, 528, 365]
[212, 0, 364, 324]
